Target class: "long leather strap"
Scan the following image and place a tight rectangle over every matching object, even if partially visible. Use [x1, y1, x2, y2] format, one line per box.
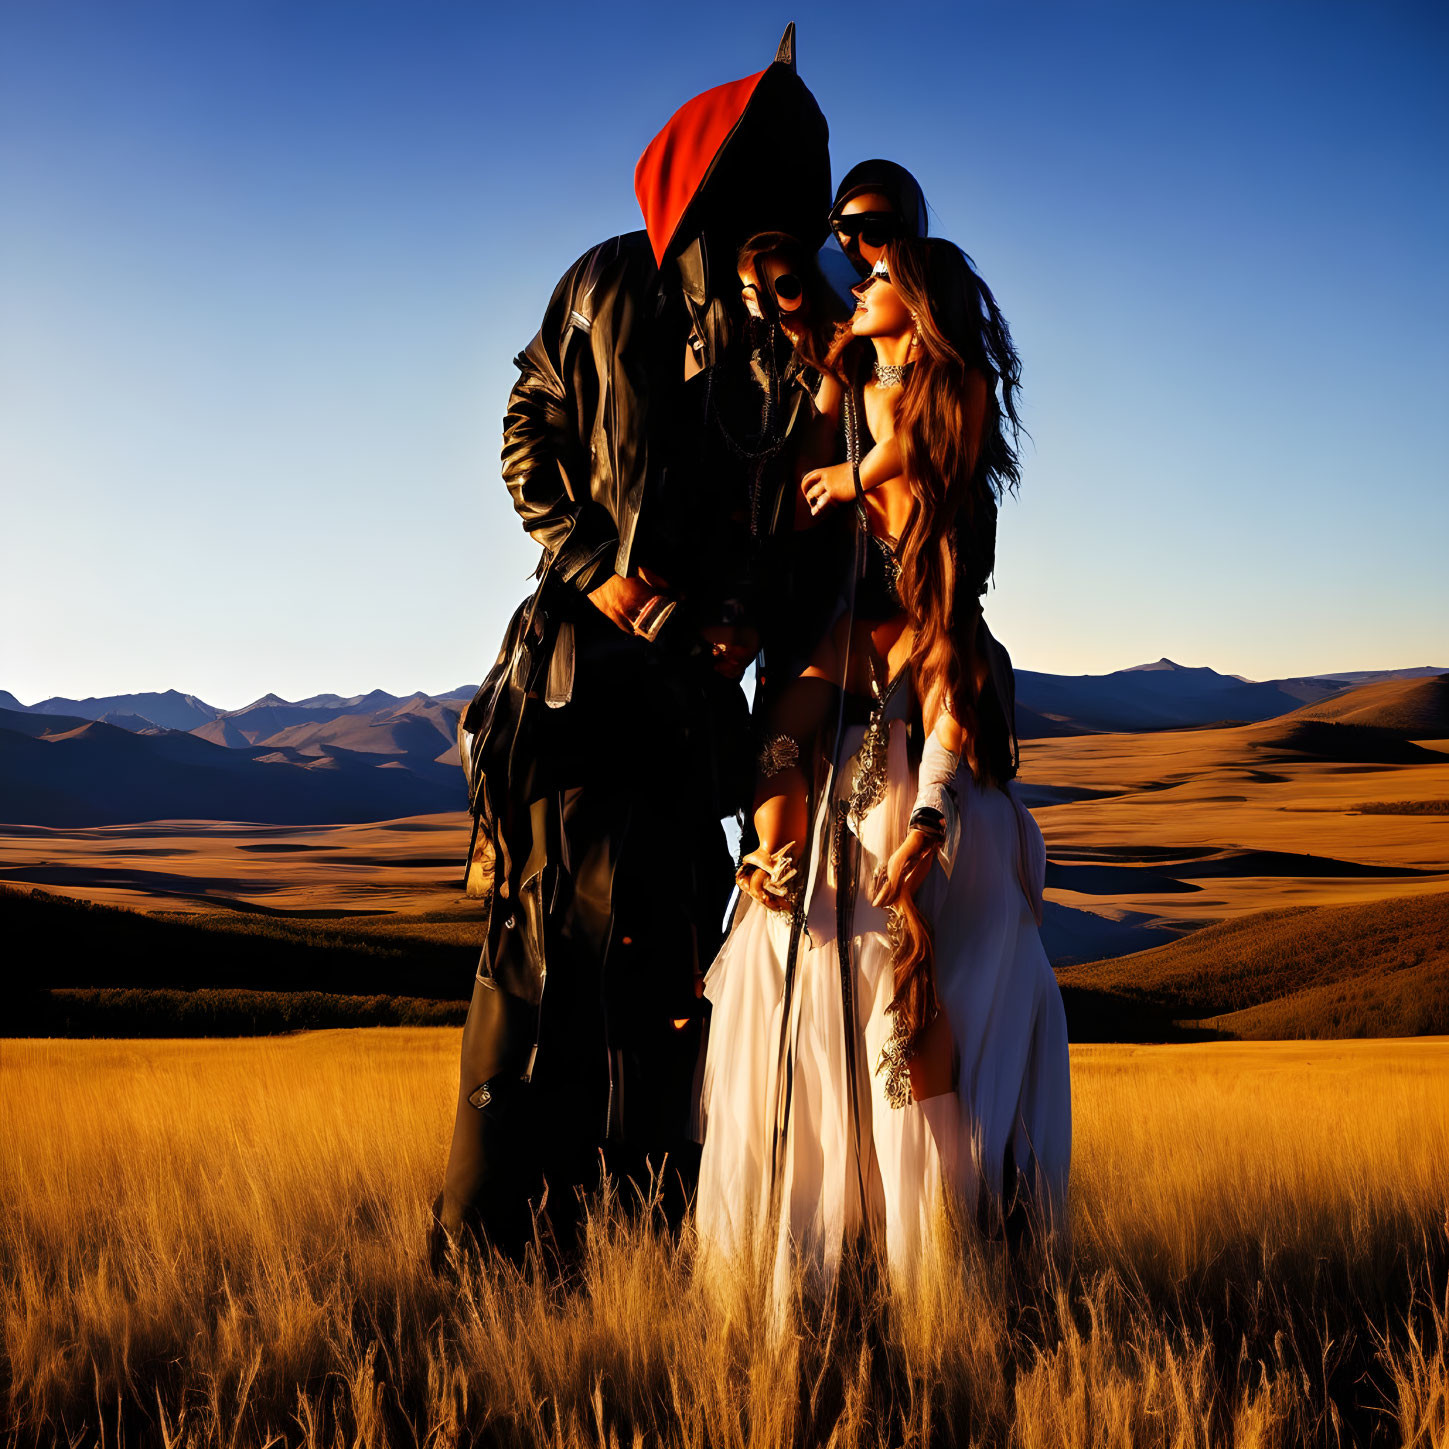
[766, 380, 868, 1220]
[833, 800, 871, 1223]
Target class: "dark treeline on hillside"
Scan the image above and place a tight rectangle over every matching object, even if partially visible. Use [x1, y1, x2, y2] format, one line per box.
[1059, 891, 1449, 1040]
[29, 988, 467, 1036]
[7, 887, 479, 1034]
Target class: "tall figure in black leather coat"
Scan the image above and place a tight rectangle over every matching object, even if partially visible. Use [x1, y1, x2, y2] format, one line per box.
[431, 27, 835, 1264]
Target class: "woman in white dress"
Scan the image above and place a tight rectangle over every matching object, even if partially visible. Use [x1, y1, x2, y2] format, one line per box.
[694, 237, 1071, 1293]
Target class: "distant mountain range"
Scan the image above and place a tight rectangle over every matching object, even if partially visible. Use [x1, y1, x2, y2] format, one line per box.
[0, 686, 476, 734]
[1016, 659, 1328, 737]
[1, 664, 1444, 827]
[6, 665, 1445, 740]
[0, 691, 470, 827]
[0, 689, 225, 732]
[1013, 659, 1449, 737]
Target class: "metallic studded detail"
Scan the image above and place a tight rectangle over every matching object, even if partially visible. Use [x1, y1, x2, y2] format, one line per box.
[871, 358, 914, 389]
[758, 733, 800, 779]
[873, 532, 903, 601]
[883, 903, 905, 954]
[467, 1082, 492, 1110]
[847, 715, 889, 826]
[876, 1020, 915, 1110]
[877, 911, 924, 1110]
[846, 661, 906, 828]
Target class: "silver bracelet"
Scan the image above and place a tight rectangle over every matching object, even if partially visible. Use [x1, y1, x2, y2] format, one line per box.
[758, 733, 800, 779]
[908, 806, 947, 842]
[630, 593, 677, 642]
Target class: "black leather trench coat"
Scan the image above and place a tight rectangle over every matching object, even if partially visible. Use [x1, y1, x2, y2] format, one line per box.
[452, 229, 845, 1140]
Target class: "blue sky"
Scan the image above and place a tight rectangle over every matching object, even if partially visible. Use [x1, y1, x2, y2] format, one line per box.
[2, 0, 1445, 710]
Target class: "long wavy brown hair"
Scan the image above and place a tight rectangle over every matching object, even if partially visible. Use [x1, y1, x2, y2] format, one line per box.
[827, 237, 1026, 1076]
[827, 235, 1023, 786]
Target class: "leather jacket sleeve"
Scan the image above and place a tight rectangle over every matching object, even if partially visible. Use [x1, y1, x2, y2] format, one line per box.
[501, 235, 658, 594]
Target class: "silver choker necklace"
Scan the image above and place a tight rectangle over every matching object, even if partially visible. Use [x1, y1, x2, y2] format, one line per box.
[872, 358, 914, 388]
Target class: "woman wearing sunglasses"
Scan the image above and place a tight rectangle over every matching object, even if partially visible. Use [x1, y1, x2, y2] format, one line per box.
[828, 157, 929, 275]
[799, 159, 932, 516]
[695, 235, 1070, 1296]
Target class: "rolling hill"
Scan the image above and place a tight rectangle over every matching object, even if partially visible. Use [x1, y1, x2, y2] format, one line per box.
[1013, 658, 1346, 734]
[5, 666, 1442, 830]
[1013, 660, 1448, 736]
[1246, 719, 1445, 764]
[258, 693, 458, 764]
[1278, 673, 1449, 734]
[292, 690, 402, 712]
[8, 664, 1442, 742]
[0, 708, 463, 826]
[191, 693, 358, 744]
[188, 689, 442, 746]
[1056, 891, 1449, 1040]
[1318, 665, 1449, 685]
[1226, 676, 1449, 764]
[3, 886, 473, 1035]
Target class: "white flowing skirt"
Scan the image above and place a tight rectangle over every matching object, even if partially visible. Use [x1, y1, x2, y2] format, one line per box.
[695, 714, 1071, 1288]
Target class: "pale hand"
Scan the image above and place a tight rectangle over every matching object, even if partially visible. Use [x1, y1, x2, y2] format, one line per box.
[737, 841, 799, 913]
[802, 462, 857, 517]
[871, 829, 938, 908]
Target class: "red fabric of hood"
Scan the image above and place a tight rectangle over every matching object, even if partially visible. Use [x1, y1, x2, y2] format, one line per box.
[634, 69, 767, 266]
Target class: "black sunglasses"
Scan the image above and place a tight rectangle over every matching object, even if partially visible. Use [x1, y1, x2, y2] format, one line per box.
[829, 210, 906, 252]
[742, 271, 806, 312]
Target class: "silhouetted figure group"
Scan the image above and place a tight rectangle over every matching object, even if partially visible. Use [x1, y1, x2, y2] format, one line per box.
[432, 25, 1070, 1290]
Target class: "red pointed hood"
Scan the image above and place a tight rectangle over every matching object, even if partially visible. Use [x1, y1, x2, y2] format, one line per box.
[634, 30, 830, 267]
[635, 70, 769, 266]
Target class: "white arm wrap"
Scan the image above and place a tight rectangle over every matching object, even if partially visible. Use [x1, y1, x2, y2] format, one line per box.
[913, 734, 962, 876]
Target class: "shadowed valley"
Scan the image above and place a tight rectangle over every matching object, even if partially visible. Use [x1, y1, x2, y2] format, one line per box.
[3, 666, 1447, 1039]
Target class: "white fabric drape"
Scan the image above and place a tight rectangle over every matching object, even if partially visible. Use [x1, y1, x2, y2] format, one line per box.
[695, 695, 1071, 1291]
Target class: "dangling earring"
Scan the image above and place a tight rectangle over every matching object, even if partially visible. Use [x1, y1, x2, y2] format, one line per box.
[910, 313, 922, 357]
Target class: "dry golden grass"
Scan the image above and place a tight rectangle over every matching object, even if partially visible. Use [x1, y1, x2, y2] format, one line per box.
[3, 1031, 1447, 1447]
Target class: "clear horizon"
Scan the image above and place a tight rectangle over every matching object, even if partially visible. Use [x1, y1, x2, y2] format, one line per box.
[6, 656, 1448, 720]
[3, 1, 1446, 707]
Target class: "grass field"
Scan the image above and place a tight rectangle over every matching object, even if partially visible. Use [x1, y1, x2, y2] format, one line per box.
[3, 1031, 1447, 1446]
